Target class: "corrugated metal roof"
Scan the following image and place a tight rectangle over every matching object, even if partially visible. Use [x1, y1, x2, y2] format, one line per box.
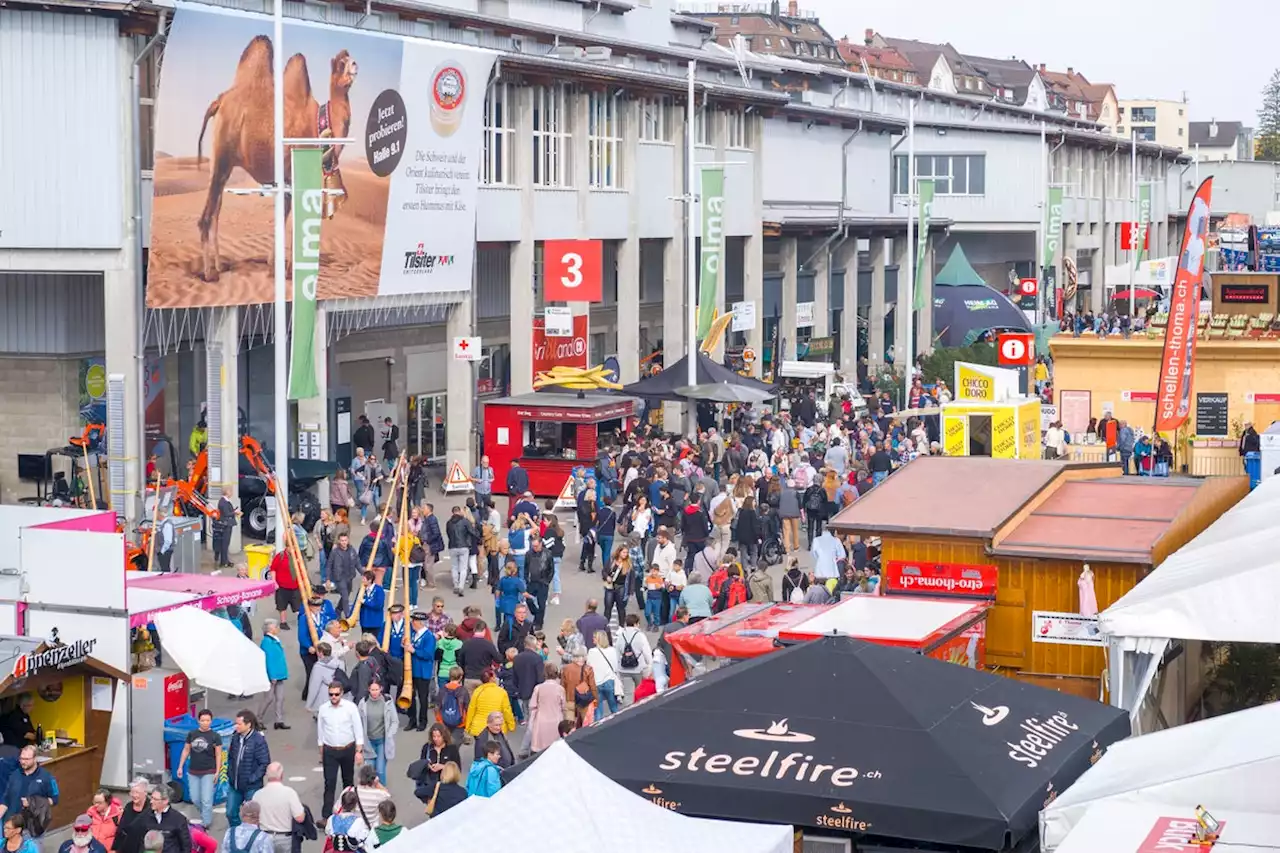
[829, 456, 1067, 538]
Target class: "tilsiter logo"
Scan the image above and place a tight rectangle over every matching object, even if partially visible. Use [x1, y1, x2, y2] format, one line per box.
[732, 718, 815, 743]
[660, 719, 879, 787]
[403, 243, 455, 274]
[972, 702, 1009, 726]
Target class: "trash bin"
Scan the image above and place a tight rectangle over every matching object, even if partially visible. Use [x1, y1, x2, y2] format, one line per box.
[163, 714, 235, 805]
[244, 544, 274, 580]
[1245, 451, 1262, 489]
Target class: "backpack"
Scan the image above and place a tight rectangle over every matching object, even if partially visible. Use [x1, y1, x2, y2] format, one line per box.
[229, 828, 263, 853]
[573, 663, 594, 707]
[716, 578, 748, 613]
[804, 487, 825, 513]
[440, 685, 464, 727]
[619, 631, 640, 669]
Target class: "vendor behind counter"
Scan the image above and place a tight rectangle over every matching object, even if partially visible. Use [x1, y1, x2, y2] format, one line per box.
[0, 695, 35, 749]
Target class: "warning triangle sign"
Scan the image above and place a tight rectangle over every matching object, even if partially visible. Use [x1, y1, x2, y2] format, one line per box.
[554, 475, 577, 509]
[442, 460, 474, 493]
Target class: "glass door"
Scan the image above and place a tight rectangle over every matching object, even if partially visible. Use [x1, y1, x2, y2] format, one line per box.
[423, 394, 447, 462]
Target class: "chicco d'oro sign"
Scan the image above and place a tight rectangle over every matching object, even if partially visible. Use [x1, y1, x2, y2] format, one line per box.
[12, 639, 97, 679]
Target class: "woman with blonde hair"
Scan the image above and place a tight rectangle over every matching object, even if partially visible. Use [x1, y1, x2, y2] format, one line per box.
[602, 545, 631, 627]
[424, 761, 468, 817]
[587, 629, 622, 718]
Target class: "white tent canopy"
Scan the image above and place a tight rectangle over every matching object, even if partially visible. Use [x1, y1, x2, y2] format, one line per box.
[381, 741, 793, 853]
[1039, 702, 1280, 850]
[1051, 801, 1280, 853]
[1100, 475, 1280, 715]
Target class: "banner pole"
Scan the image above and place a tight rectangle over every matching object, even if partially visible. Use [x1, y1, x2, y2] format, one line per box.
[272, 0, 289, 548]
[1130, 130, 1137, 320]
[1038, 121, 1047, 324]
[903, 99, 914, 411]
[686, 61, 698, 393]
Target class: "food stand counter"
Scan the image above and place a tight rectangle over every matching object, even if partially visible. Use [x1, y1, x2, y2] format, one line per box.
[0, 636, 126, 830]
[482, 392, 640, 496]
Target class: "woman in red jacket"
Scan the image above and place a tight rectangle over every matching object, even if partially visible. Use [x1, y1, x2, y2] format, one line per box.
[86, 789, 123, 851]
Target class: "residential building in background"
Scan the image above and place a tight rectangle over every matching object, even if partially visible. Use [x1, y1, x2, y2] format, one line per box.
[837, 30, 917, 85]
[871, 34, 987, 94]
[1189, 121, 1254, 162]
[1118, 98, 1190, 149]
[960, 54, 1046, 110]
[1037, 67, 1116, 125]
[684, 1, 843, 65]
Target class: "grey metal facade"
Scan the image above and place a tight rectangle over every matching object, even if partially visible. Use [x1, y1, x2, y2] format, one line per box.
[0, 273, 106, 355]
[0, 10, 124, 250]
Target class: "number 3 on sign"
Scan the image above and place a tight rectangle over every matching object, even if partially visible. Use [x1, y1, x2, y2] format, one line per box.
[544, 240, 603, 302]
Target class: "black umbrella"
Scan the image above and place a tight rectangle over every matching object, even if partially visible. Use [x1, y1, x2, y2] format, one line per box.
[621, 352, 778, 403]
[561, 636, 1129, 851]
[930, 244, 1031, 347]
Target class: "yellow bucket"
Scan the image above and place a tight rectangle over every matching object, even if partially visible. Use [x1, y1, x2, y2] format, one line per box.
[244, 544, 274, 580]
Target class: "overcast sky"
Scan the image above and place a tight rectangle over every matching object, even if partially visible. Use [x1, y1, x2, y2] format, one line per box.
[809, 0, 1272, 125]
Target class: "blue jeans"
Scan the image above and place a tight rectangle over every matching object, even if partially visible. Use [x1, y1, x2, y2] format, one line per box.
[226, 784, 260, 828]
[552, 557, 562, 595]
[366, 737, 387, 785]
[188, 772, 216, 827]
[513, 553, 527, 581]
[597, 536, 614, 567]
[597, 680, 619, 718]
[1121, 451, 1133, 474]
[644, 595, 662, 628]
[873, 470, 888, 485]
[318, 548, 329, 585]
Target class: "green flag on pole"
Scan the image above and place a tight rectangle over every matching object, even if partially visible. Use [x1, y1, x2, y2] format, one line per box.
[1133, 183, 1151, 270]
[1043, 186, 1064, 269]
[913, 179, 935, 311]
[287, 148, 323, 400]
[696, 166, 725, 341]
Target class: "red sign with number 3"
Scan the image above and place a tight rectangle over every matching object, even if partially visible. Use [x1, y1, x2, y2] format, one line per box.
[544, 240, 603, 303]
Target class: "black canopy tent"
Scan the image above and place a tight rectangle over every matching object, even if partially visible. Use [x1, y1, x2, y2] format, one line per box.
[931, 245, 1032, 347]
[621, 352, 779, 403]
[556, 636, 1129, 851]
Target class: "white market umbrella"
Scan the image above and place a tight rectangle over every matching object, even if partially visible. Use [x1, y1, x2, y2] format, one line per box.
[152, 606, 270, 696]
[675, 383, 775, 403]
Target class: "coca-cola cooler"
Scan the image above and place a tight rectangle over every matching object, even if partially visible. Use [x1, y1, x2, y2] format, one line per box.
[130, 668, 201, 785]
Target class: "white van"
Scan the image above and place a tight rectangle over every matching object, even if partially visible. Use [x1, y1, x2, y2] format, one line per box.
[777, 361, 866, 415]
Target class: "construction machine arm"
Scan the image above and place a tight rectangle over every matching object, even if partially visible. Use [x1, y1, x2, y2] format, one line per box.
[240, 436, 277, 494]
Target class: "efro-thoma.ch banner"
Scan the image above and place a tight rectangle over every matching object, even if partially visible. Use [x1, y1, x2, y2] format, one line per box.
[146, 3, 495, 309]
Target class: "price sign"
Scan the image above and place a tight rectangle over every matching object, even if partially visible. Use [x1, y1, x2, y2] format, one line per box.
[997, 333, 1035, 366]
[544, 240, 603, 302]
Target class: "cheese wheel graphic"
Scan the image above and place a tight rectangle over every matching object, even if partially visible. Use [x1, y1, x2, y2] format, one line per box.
[430, 64, 467, 137]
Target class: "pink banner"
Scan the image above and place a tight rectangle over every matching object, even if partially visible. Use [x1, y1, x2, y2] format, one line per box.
[127, 573, 275, 627]
[32, 511, 118, 534]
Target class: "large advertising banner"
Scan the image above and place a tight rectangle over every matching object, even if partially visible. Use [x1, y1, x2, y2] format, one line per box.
[1155, 178, 1213, 432]
[147, 3, 495, 308]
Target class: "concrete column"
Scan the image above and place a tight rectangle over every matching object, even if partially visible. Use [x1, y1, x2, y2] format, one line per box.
[743, 232, 765, 377]
[661, 103, 688, 427]
[811, 246, 830, 338]
[893, 236, 910, 367]
[779, 237, 798, 361]
[835, 237, 859, 375]
[446, 295, 475, 469]
[917, 235, 935, 356]
[510, 86, 536, 395]
[662, 235, 686, 427]
[868, 237, 887, 373]
[103, 268, 140, 522]
[617, 99, 642, 384]
[208, 307, 241, 554]
[296, 306, 329, 506]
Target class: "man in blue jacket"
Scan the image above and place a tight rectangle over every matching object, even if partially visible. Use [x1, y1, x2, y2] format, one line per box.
[299, 595, 337, 700]
[0, 745, 58, 831]
[386, 604, 407, 664]
[358, 524, 395, 588]
[259, 619, 290, 731]
[406, 610, 438, 732]
[225, 710, 270, 828]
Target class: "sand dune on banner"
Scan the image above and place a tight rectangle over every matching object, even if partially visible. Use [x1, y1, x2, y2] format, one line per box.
[146, 156, 388, 309]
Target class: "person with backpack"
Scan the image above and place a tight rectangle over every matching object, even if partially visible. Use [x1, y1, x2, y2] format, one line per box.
[465, 742, 504, 799]
[560, 650, 597, 727]
[323, 790, 371, 853]
[715, 564, 751, 613]
[220, 801, 272, 853]
[613, 614, 652, 704]
[435, 667, 469, 745]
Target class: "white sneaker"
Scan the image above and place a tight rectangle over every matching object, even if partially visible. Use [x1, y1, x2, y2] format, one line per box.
[550, 595, 560, 606]
[418, 579, 427, 588]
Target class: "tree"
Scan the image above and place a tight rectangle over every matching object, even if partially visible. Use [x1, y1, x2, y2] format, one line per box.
[1257, 68, 1280, 162]
[917, 343, 997, 388]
